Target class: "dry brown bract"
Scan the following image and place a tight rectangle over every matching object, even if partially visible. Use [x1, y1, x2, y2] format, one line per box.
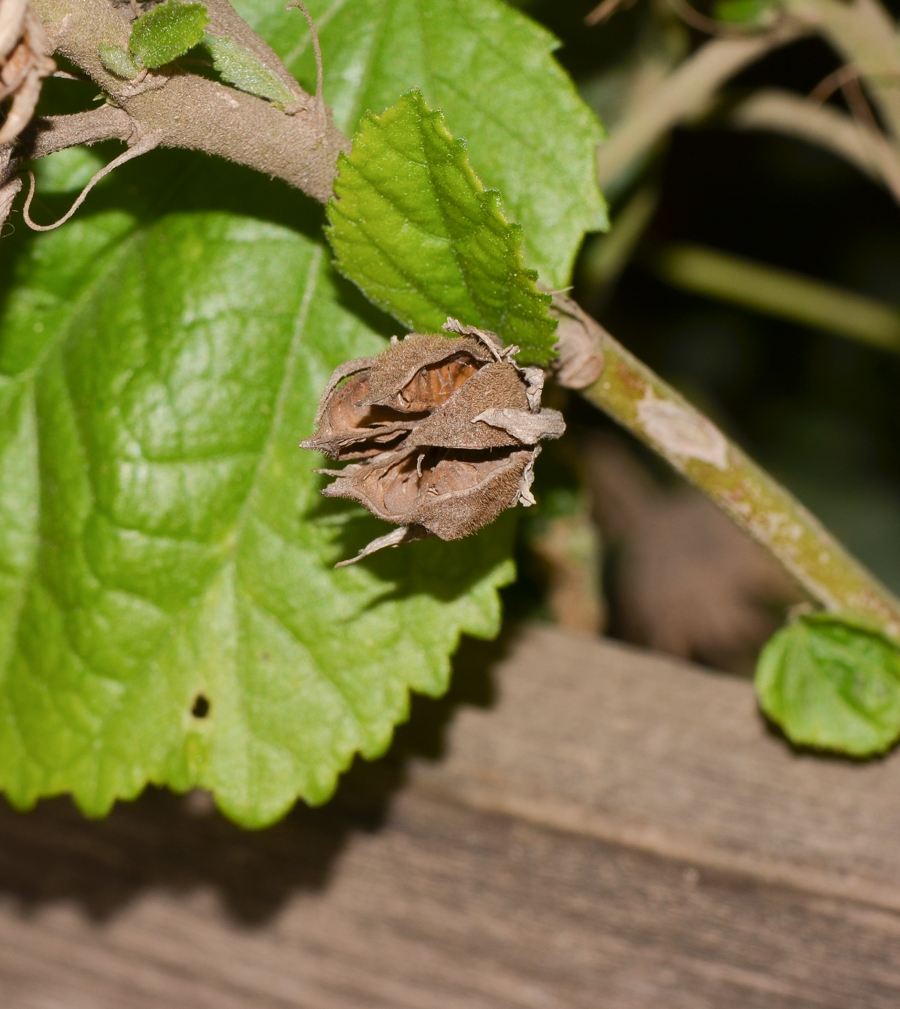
[301, 319, 566, 566]
[548, 293, 605, 389]
[0, 0, 54, 147]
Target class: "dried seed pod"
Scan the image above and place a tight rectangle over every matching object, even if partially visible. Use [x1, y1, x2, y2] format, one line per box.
[321, 444, 540, 542]
[0, 0, 54, 147]
[301, 334, 500, 461]
[301, 357, 416, 460]
[301, 321, 565, 565]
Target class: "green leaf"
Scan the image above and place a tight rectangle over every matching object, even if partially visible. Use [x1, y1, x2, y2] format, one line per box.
[326, 90, 557, 365]
[204, 35, 295, 106]
[755, 613, 900, 756]
[232, 0, 608, 289]
[0, 152, 515, 827]
[129, 0, 209, 69]
[714, 0, 775, 22]
[32, 146, 106, 194]
[98, 43, 144, 80]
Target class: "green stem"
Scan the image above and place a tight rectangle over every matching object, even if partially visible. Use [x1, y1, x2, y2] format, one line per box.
[650, 242, 900, 353]
[580, 330, 900, 641]
[580, 184, 660, 292]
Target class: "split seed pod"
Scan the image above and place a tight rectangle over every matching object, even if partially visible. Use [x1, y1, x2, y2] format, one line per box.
[301, 319, 566, 565]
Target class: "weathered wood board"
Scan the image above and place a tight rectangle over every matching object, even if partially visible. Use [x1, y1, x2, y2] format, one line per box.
[0, 625, 898, 1008]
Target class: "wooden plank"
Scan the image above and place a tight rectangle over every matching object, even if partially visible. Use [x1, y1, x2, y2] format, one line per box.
[416, 626, 900, 910]
[0, 625, 898, 1007]
[2, 790, 900, 1009]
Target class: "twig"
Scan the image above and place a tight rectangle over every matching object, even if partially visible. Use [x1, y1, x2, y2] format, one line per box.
[596, 21, 809, 187]
[649, 242, 900, 352]
[585, 0, 637, 27]
[26, 0, 348, 203]
[730, 87, 900, 203]
[787, 0, 900, 144]
[580, 182, 659, 292]
[285, 1, 321, 102]
[841, 74, 881, 132]
[810, 62, 885, 135]
[809, 62, 860, 104]
[579, 324, 900, 641]
[20, 104, 135, 157]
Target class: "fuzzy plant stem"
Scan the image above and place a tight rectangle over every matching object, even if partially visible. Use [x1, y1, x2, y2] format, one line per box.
[580, 330, 900, 643]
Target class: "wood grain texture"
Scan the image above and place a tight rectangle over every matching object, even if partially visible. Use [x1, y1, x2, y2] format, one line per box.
[418, 626, 900, 910]
[0, 625, 899, 1008]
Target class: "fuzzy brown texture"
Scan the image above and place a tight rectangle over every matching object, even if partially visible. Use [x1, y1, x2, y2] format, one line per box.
[24, 0, 347, 203]
[22, 103, 136, 158]
[301, 324, 566, 565]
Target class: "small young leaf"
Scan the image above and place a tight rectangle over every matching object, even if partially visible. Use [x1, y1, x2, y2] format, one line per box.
[326, 89, 557, 365]
[713, 0, 774, 22]
[98, 43, 144, 80]
[756, 613, 900, 756]
[204, 35, 294, 106]
[234, 0, 608, 289]
[129, 0, 209, 69]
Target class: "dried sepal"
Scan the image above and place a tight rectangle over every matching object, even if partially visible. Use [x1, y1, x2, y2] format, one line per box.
[321, 444, 540, 541]
[0, 144, 20, 233]
[301, 320, 565, 565]
[0, 0, 54, 147]
[548, 292, 605, 389]
[334, 524, 431, 569]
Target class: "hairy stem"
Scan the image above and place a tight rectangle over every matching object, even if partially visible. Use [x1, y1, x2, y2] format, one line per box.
[27, 0, 348, 202]
[580, 329, 900, 641]
[22, 104, 135, 157]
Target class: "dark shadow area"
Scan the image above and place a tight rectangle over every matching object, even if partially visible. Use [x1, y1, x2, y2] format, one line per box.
[0, 628, 513, 926]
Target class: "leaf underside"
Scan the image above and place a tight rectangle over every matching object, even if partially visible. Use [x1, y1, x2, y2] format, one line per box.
[234, 0, 608, 289]
[326, 90, 557, 365]
[205, 35, 295, 106]
[755, 614, 900, 756]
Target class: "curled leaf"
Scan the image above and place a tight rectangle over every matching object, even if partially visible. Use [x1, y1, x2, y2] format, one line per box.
[301, 321, 565, 563]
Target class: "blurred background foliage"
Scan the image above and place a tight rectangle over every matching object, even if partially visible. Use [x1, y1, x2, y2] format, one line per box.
[506, 0, 900, 672]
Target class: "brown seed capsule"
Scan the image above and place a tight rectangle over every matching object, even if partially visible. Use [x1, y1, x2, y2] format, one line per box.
[301, 320, 565, 565]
